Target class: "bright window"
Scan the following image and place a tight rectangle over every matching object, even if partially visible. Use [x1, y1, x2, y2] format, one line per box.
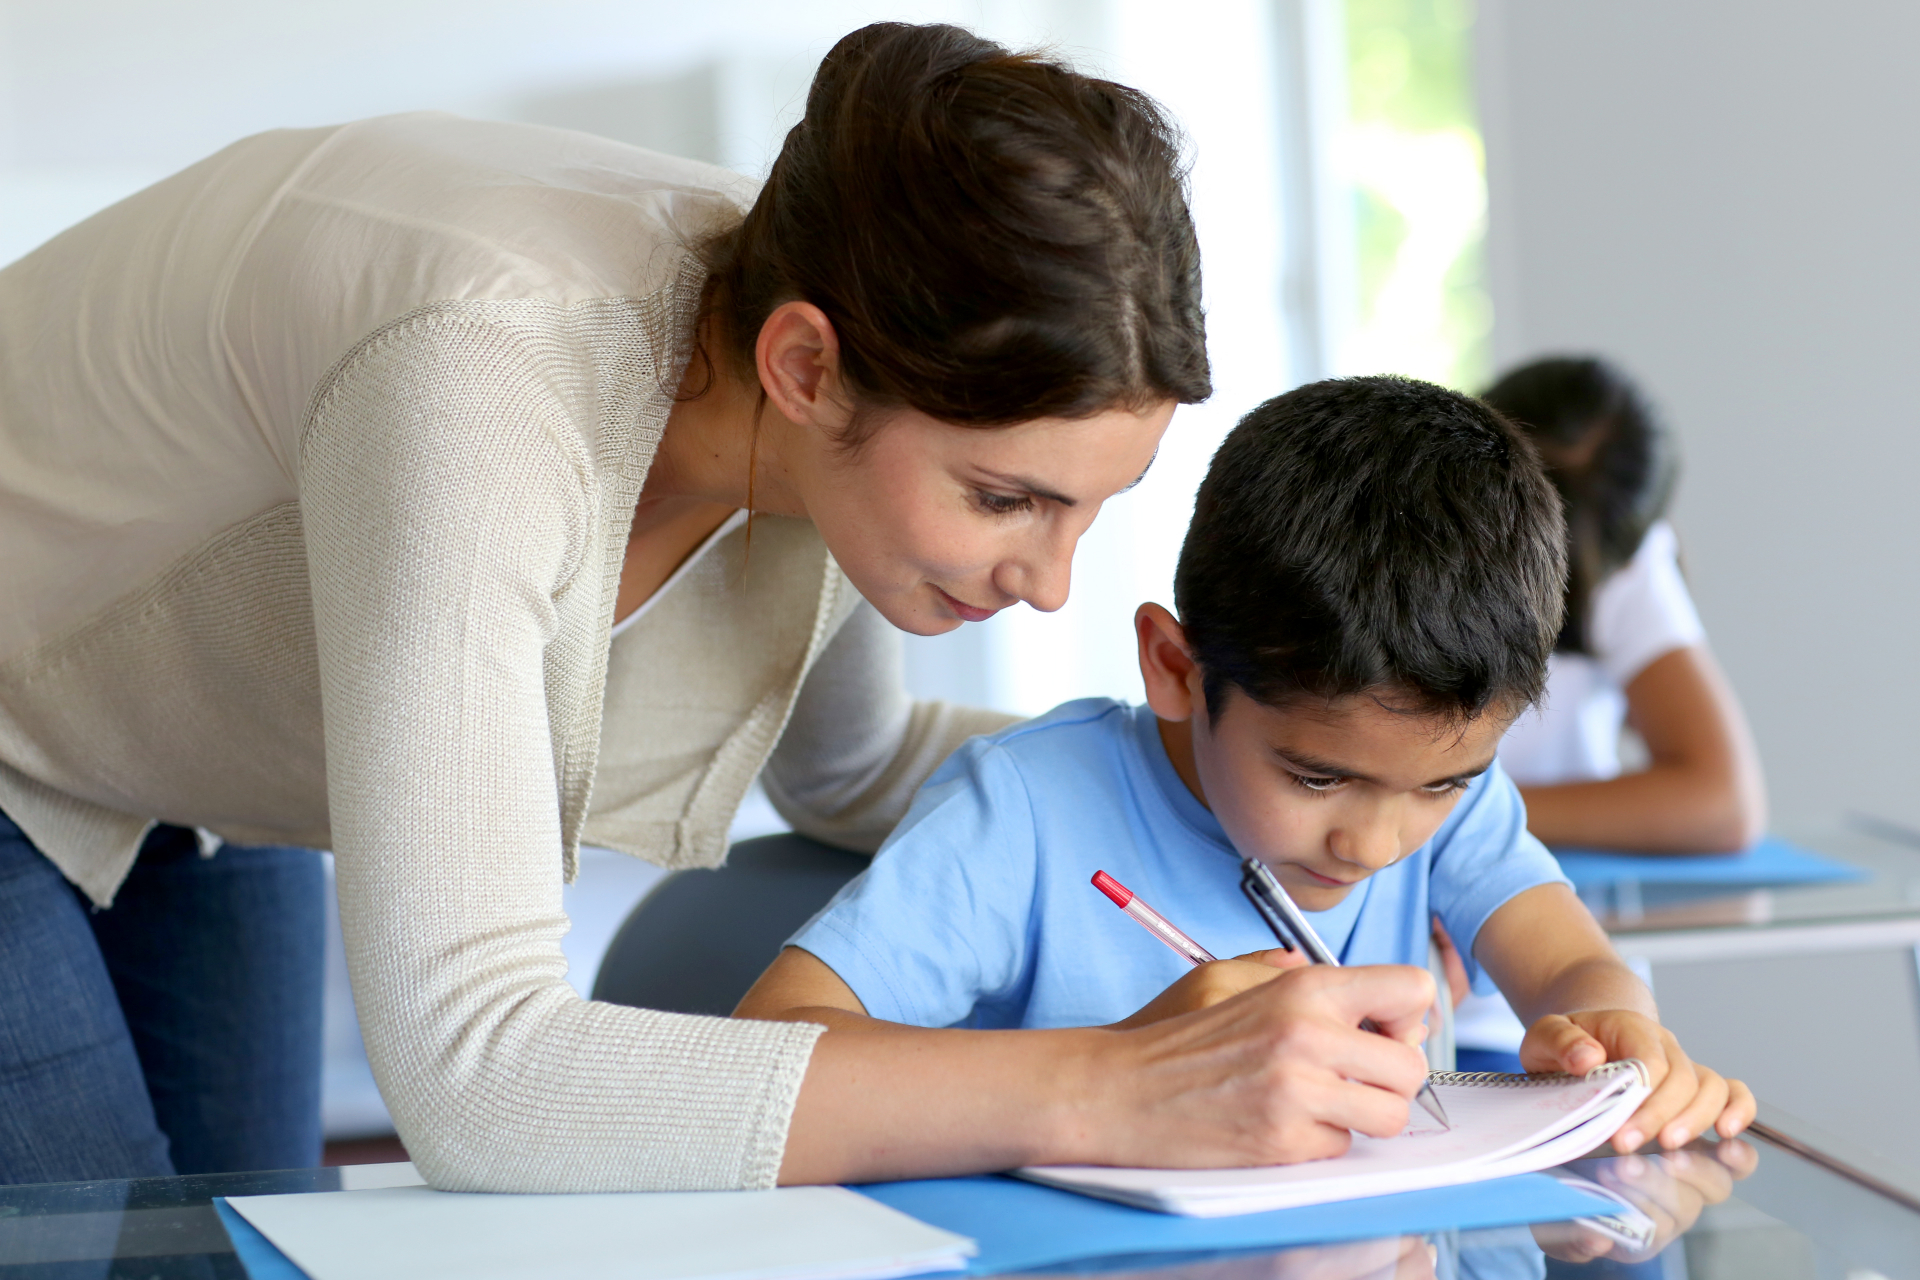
[1339, 0, 1491, 391]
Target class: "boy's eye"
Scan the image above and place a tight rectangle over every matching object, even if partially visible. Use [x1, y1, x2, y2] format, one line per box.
[1423, 779, 1469, 797]
[1290, 773, 1345, 793]
[973, 490, 1035, 516]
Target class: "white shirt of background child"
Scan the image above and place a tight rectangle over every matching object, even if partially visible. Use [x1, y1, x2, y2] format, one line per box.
[1498, 520, 1706, 786]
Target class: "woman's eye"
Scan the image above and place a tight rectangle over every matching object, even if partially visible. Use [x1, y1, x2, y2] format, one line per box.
[974, 490, 1034, 516]
[1291, 774, 1344, 793]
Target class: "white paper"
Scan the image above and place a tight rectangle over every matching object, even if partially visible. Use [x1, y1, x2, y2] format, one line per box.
[336, 1161, 426, 1191]
[226, 1183, 974, 1280]
[1020, 1062, 1651, 1216]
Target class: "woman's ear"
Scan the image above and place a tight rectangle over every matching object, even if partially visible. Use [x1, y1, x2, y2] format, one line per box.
[755, 301, 853, 433]
[1136, 603, 1200, 722]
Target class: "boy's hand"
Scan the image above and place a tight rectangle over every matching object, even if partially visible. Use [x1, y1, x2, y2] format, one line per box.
[1108, 948, 1310, 1030]
[1532, 1140, 1757, 1264]
[1520, 1009, 1756, 1152]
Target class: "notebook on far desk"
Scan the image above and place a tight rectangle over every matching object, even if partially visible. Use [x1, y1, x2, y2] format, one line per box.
[1552, 834, 1865, 892]
[1018, 1061, 1651, 1217]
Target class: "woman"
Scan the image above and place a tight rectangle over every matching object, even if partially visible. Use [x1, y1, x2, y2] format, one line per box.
[0, 23, 1438, 1191]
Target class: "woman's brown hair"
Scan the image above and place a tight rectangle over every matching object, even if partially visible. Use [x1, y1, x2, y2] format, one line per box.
[698, 21, 1212, 435]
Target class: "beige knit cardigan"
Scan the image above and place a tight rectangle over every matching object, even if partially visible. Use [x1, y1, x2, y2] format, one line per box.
[0, 114, 1009, 1192]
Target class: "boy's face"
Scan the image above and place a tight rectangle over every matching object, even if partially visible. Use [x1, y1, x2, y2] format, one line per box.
[1187, 687, 1511, 912]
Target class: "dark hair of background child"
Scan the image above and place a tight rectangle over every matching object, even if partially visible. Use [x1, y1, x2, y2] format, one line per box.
[1480, 356, 1678, 656]
[1175, 376, 1567, 723]
[695, 21, 1213, 440]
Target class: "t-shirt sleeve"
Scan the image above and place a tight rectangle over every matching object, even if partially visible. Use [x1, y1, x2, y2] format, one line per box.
[784, 736, 1038, 1027]
[1590, 520, 1707, 686]
[1427, 761, 1572, 995]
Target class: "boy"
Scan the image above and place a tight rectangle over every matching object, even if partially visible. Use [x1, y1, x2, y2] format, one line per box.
[739, 377, 1753, 1156]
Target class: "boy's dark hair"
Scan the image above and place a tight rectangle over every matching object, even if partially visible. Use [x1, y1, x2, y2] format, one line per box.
[1480, 356, 1677, 655]
[1174, 376, 1566, 723]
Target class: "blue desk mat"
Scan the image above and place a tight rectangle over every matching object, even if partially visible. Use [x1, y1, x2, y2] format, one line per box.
[853, 1173, 1613, 1273]
[217, 1174, 1612, 1279]
[1552, 835, 1864, 890]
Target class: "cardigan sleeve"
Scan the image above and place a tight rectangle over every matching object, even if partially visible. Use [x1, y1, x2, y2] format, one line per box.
[301, 315, 822, 1193]
[760, 600, 1020, 853]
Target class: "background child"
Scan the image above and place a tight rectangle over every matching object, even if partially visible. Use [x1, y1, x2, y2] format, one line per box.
[1484, 356, 1768, 852]
[1447, 357, 1771, 1073]
[740, 377, 1754, 1158]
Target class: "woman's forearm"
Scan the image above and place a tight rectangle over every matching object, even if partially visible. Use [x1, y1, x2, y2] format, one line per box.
[764, 964, 1441, 1185]
[775, 1013, 1105, 1182]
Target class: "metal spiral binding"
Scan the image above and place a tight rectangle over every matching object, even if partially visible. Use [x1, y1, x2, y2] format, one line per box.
[1427, 1060, 1648, 1089]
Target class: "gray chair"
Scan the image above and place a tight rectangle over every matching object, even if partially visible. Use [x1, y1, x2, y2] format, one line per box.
[591, 831, 1458, 1069]
[591, 833, 867, 1016]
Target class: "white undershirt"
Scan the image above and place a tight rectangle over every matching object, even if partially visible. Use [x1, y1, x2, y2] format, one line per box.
[608, 509, 748, 641]
[1498, 521, 1706, 786]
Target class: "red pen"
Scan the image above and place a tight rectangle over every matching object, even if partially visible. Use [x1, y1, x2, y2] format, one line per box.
[1092, 870, 1218, 967]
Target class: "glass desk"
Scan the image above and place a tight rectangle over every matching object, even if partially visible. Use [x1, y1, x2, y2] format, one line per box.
[1572, 826, 1920, 1166]
[4, 1123, 1918, 1280]
[1585, 827, 1920, 943]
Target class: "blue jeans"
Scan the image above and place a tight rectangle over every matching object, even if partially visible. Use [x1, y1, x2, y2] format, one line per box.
[0, 810, 325, 1185]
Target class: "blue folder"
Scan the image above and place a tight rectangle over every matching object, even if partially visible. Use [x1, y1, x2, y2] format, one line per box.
[214, 1200, 308, 1280]
[218, 1174, 1613, 1279]
[853, 1173, 1613, 1273]
[1551, 834, 1864, 891]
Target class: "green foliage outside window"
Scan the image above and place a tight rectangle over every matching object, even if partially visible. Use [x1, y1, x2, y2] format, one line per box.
[1343, 0, 1491, 391]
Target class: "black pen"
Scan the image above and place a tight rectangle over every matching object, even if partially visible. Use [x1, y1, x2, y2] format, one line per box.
[1240, 857, 1452, 1131]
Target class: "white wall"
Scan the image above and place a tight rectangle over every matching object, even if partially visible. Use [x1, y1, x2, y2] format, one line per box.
[1475, 0, 1920, 834]
[0, 0, 1086, 260]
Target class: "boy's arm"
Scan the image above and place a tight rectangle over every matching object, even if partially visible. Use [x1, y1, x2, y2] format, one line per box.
[1474, 883, 1756, 1152]
[737, 941, 1315, 1032]
[737, 946, 877, 1029]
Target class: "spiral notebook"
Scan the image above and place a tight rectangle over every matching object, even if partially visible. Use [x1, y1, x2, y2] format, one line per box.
[1019, 1060, 1651, 1217]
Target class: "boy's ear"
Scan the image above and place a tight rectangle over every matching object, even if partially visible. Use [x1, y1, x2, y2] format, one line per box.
[1136, 603, 1201, 722]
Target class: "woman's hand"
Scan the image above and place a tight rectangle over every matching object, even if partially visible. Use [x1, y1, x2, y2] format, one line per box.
[1059, 963, 1437, 1170]
[1519, 1009, 1756, 1151]
[1532, 1139, 1757, 1263]
[773, 960, 1436, 1183]
[1106, 948, 1309, 1030]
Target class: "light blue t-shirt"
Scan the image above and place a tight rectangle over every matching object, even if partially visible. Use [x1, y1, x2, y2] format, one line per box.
[789, 699, 1569, 1030]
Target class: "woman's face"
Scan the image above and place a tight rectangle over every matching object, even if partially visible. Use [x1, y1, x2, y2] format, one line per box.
[799, 401, 1175, 636]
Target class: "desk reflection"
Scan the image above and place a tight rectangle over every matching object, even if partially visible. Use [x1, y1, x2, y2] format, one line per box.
[1534, 1139, 1757, 1269]
[1008, 1140, 1760, 1280]
[1019, 1234, 1438, 1280]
